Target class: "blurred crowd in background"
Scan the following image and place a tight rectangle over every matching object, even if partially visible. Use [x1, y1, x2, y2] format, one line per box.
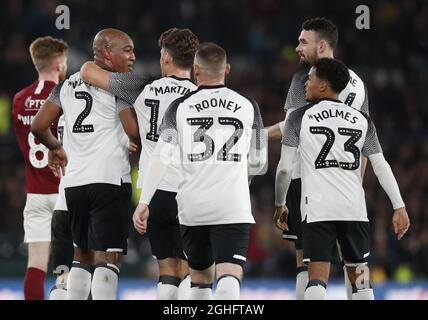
[0, 0, 427, 282]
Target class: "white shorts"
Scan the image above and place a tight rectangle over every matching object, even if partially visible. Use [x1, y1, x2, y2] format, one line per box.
[54, 182, 67, 212]
[23, 193, 58, 243]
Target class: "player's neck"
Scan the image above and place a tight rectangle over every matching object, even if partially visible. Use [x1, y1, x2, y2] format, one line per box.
[196, 76, 224, 87]
[318, 50, 334, 59]
[38, 71, 59, 84]
[166, 67, 191, 80]
[317, 93, 339, 101]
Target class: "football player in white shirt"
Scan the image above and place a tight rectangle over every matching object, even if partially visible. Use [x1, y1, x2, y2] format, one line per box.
[79, 28, 200, 300]
[269, 18, 370, 300]
[48, 115, 73, 300]
[274, 58, 410, 300]
[134, 42, 267, 300]
[32, 29, 140, 300]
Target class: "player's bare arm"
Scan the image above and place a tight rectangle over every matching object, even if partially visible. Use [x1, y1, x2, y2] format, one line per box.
[80, 61, 109, 90]
[31, 100, 63, 150]
[31, 100, 67, 176]
[360, 156, 368, 180]
[118, 107, 140, 144]
[267, 118, 286, 141]
[267, 121, 281, 140]
[274, 144, 297, 231]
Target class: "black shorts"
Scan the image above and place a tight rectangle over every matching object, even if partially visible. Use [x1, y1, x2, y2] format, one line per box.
[147, 189, 185, 260]
[282, 179, 303, 250]
[65, 183, 132, 254]
[180, 223, 250, 271]
[51, 210, 73, 275]
[302, 220, 370, 264]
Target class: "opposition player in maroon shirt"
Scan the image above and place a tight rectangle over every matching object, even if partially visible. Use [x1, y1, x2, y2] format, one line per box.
[12, 36, 68, 300]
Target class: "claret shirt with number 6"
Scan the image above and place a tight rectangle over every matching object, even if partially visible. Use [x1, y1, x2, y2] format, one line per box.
[282, 98, 382, 223]
[46, 72, 131, 188]
[12, 80, 59, 194]
[158, 85, 265, 226]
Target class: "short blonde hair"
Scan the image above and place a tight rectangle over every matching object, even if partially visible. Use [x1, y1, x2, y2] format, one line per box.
[29, 36, 68, 72]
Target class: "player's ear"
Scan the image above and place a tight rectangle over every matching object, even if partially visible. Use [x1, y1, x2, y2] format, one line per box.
[319, 80, 327, 93]
[225, 63, 231, 75]
[193, 64, 200, 77]
[318, 40, 327, 55]
[101, 47, 112, 61]
[164, 50, 172, 64]
[53, 59, 61, 73]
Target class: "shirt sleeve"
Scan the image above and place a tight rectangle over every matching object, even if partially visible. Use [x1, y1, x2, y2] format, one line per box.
[283, 70, 308, 112]
[108, 73, 154, 105]
[360, 83, 370, 116]
[246, 96, 266, 150]
[115, 97, 132, 113]
[281, 108, 305, 147]
[362, 118, 382, 156]
[46, 80, 65, 108]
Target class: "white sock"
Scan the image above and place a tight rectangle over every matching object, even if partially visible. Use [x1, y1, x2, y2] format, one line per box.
[49, 283, 68, 300]
[157, 283, 178, 300]
[343, 265, 353, 300]
[190, 283, 213, 300]
[67, 263, 92, 300]
[304, 280, 327, 300]
[178, 275, 191, 300]
[296, 268, 309, 300]
[91, 264, 119, 300]
[352, 288, 374, 300]
[157, 275, 181, 300]
[214, 275, 240, 300]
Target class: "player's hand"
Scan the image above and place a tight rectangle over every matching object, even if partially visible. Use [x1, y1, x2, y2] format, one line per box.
[392, 207, 410, 240]
[48, 146, 68, 178]
[274, 205, 289, 231]
[128, 141, 139, 154]
[133, 203, 149, 235]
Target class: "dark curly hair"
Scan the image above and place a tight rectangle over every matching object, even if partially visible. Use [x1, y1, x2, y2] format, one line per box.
[314, 58, 349, 93]
[158, 28, 199, 69]
[302, 17, 338, 50]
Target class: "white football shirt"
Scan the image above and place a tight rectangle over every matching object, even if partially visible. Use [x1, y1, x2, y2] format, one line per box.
[282, 98, 382, 223]
[108, 74, 196, 192]
[47, 72, 131, 188]
[159, 85, 265, 226]
[283, 67, 369, 179]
